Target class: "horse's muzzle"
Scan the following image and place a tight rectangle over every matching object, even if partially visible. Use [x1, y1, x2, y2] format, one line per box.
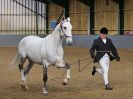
[66, 37, 73, 46]
[67, 41, 73, 46]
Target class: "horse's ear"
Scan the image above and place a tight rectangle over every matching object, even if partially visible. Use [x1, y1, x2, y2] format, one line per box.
[67, 17, 70, 22]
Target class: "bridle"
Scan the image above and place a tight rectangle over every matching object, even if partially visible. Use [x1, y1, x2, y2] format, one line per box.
[59, 20, 72, 38]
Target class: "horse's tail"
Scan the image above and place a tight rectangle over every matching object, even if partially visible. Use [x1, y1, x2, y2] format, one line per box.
[9, 52, 20, 69]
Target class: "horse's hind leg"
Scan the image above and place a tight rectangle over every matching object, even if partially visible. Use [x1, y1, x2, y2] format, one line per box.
[18, 57, 28, 90]
[20, 59, 33, 91]
[24, 60, 33, 77]
[21, 60, 34, 90]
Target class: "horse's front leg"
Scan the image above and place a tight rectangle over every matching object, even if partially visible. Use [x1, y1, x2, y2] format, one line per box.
[42, 62, 49, 94]
[63, 63, 71, 85]
[55, 61, 71, 85]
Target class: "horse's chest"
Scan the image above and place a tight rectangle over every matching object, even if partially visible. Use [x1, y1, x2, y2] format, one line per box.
[47, 53, 58, 63]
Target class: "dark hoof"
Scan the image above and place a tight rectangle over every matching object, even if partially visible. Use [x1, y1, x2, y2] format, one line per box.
[62, 82, 67, 85]
[105, 88, 113, 90]
[105, 84, 113, 90]
[21, 84, 29, 91]
[105, 87, 113, 90]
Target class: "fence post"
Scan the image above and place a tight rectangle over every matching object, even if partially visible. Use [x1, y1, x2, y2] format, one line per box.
[78, 58, 80, 72]
[46, 2, 49, 34]
[35, 0, 38, 35]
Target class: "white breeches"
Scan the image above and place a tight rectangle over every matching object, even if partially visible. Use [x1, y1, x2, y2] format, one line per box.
[96, 55, 110, 85]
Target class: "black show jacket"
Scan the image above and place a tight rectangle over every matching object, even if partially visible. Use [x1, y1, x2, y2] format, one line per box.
[90, 37, 120, 62]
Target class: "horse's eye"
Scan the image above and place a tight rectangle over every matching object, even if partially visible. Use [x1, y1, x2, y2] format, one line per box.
[63, 27, 67, 29]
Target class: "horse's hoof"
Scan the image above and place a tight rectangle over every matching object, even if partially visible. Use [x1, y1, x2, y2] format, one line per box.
[63, 78, 68, 85]
[67, 77, 70, 80]
[43, 91, 48, 95]
[42, 88, 48, 95]
[62, 82, 67, 85]
[21, 84, 29, 91]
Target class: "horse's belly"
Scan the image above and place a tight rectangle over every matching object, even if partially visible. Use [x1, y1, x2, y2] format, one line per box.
[47, 57, 56, 64]
[26, 43, 43, 64]
[28, 54, 42, 64]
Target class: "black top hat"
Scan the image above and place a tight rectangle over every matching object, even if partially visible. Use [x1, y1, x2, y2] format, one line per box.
[100, 27, 108, 34]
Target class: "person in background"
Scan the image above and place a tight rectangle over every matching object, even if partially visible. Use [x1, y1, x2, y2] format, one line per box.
[90, 27, 120, 90]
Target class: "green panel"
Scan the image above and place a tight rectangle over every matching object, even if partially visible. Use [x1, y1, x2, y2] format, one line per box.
[119, 0, 124, 35]
[90, 0, 95, 34]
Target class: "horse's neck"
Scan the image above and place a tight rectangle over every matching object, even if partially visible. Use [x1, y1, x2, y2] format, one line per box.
[49, 29, 63, 47]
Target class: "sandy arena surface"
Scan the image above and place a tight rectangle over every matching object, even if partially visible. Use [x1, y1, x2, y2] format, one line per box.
[0, 47, 133, 99]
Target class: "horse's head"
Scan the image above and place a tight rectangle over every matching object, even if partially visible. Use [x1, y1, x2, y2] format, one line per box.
[56, 17, 73, 46]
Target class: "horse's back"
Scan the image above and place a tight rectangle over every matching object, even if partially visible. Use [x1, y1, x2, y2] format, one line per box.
[19, 35, 42, 49]
[19, 35, 41, 44]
